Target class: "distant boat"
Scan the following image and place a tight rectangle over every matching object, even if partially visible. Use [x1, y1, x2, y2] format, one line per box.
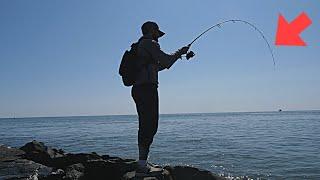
[278, 109, 282, 112]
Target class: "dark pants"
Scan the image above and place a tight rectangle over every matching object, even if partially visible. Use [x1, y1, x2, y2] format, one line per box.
[131, 83, 159, 160]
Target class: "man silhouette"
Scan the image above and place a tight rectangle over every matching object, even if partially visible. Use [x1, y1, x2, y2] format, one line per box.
[131, 21, 190, 175]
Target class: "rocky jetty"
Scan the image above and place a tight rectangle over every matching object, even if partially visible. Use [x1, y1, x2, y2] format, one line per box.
[0, 140, 225, 180]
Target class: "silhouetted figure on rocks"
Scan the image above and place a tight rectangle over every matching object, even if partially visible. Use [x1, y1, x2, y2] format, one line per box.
[131, 21, 190, 176]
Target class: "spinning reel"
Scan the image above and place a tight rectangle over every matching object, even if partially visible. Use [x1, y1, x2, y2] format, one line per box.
[182, 44, 195, 60]
[186, 51, 195, 60]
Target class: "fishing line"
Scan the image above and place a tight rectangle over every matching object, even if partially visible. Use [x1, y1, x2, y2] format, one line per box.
[185, 19, 276, 67]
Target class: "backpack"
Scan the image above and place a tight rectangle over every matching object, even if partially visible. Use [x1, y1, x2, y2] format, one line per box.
[119, 42, 140, 87]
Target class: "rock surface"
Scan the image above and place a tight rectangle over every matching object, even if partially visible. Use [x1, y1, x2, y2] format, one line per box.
[0, 140, 226, 180]
[0, 145, 53, 180]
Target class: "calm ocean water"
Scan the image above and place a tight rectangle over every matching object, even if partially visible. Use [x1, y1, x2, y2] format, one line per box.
[0, 111, 319, 179]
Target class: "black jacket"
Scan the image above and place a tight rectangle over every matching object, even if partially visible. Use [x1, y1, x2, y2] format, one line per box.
[134, 34, 182, 85]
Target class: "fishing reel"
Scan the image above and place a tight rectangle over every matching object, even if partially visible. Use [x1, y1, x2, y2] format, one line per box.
[186, 51, 195, 60]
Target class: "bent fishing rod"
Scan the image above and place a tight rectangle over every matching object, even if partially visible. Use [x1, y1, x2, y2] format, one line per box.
[184, 19, 276, 67]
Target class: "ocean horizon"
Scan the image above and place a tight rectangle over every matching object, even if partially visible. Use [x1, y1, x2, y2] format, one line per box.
[2, 109, 320, 119]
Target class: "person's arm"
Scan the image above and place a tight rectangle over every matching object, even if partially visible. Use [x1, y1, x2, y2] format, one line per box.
[145, 40, 189, 71]
[157, 49, 182, 71]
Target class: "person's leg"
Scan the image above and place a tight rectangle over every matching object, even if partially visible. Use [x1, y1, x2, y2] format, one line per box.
[132, 84, 159, 165]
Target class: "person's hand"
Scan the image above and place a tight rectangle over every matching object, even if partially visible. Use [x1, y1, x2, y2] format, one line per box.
[179, 45, 190, 55]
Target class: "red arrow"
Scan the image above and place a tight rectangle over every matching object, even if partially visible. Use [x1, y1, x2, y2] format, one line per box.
[275, 12, 312, 46]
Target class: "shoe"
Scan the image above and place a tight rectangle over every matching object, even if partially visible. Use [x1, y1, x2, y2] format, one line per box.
[147, 162, 161, 168]
[135, 164, 150, 177]
[135, 163, 163, 177]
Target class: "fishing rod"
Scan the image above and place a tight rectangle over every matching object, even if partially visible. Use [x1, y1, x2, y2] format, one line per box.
[184, 19, 276, 67]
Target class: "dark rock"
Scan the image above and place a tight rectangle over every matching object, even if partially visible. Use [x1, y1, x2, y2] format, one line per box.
[164, 166, 225, 180]
[39, 169, 65, 180]
[64, 163, 84, 180]
[0, 145, 25, 161]
[1, 141, 227, 180]
[20, 140, 65, 167]
[122, 166, 224, 180]
[123, 168, 174, 180]
[83, 158, 136, 180]
[101, 154, 110, 160]
[0, 145, 53, 180]
[50, 152, 102, 169]
[20, 140, 65, 159]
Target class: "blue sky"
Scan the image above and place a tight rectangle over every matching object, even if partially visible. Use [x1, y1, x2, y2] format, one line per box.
[0, 0, 319, 118]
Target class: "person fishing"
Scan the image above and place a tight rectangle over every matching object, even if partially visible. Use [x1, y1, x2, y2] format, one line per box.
[130, 21, 190, 175]
[120, 19, 274, 177]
